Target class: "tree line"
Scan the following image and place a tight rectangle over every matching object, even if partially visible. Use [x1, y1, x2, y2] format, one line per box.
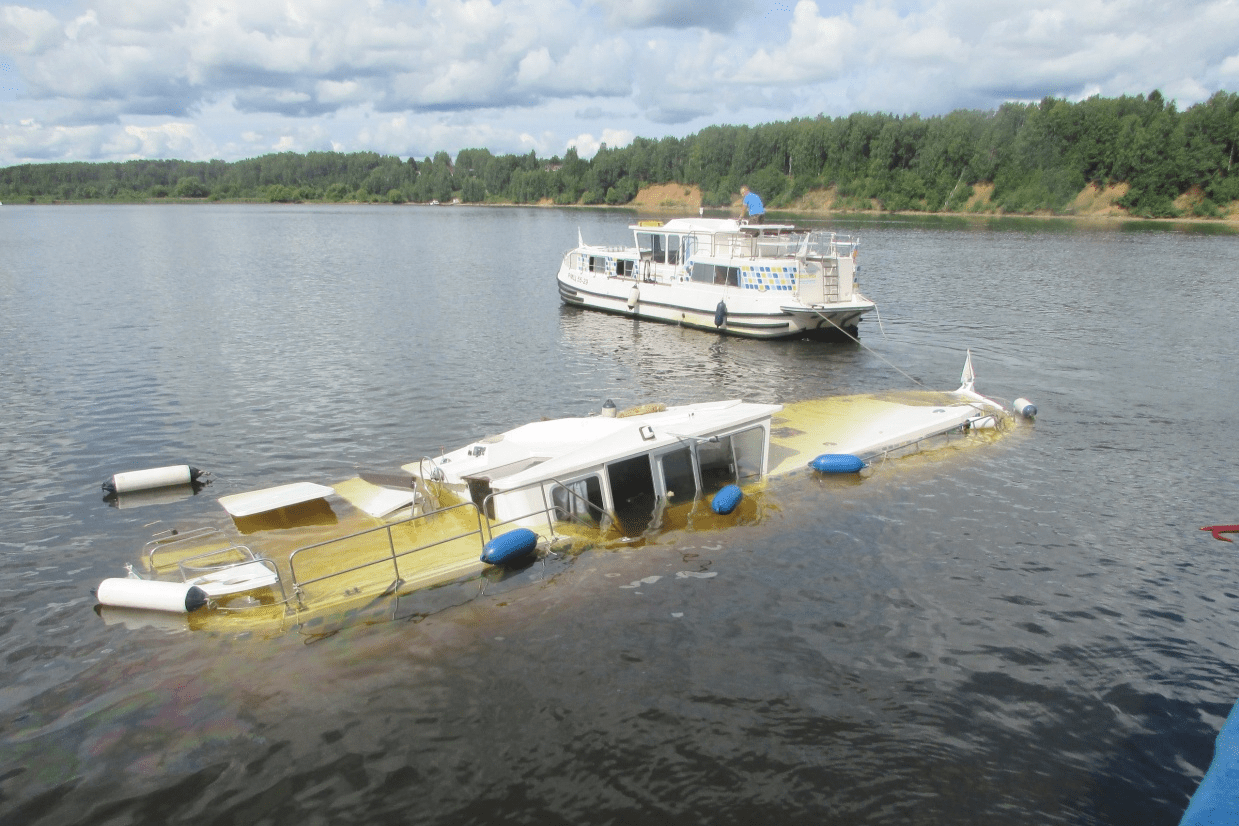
[2, 90, 1237, 218]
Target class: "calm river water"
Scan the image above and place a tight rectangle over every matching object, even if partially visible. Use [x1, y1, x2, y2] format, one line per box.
[2, 204, 1238, 825]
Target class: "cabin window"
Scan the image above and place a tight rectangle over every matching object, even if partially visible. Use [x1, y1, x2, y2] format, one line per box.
[658, 447, 696, 505]
[731, 426, 766, 481]
[607, 454, 658, 536]
[616, 259, 635, 278]
[697, 437, 736, 492]
[666, 234, 682, 266]
[587, 255, 608, 274]
[695, 426, 767, 493]
[551, 475, 604, 525]
[636, 232, 664, 264]
[468, 478, 494, 518]
[691, 262, 715, 284]
[714, 266, 740, 287]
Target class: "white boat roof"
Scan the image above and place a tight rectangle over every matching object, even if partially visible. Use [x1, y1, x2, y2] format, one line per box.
[411, 400, 781, 492]
[219, 482, 335, 517]
[629, 217, 798, 234]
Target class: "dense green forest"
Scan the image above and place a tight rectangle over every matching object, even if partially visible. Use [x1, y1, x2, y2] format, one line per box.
[3, 90, 1237, 218]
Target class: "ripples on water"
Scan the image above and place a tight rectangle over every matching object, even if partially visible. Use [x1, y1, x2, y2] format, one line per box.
[2, 205, 1239, 824]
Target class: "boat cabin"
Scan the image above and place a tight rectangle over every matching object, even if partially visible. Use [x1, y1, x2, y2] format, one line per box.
[414, 400, 781, 537]
[579, 218, 860, 305]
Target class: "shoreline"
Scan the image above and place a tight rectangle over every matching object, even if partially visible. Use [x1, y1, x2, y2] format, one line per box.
[9, 195, 1239, 228]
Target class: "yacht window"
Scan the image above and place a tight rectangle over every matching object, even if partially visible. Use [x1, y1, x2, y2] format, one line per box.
[551, 475, 604, 525]
[607, 455, 658, 537]
[732, 426, 766, 481]
[666, 234, 681, 266]
[617, 259, 635, 277]
[691, 262, 715, 284]
[714, 266, 740, 287]
[697, 437, 736, 492]
[468, 478, 494, 518]
[651, 235, 666, 264]
[658, 447, 696, 505]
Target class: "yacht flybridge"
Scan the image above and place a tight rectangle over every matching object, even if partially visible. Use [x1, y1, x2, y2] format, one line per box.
[557, 217, 876, 340]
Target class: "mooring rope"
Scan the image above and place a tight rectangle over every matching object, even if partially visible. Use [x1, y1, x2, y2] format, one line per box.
[811, 308, 928, 389]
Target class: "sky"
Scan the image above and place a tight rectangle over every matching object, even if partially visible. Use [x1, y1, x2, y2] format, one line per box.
[1, 0, 1237, 167]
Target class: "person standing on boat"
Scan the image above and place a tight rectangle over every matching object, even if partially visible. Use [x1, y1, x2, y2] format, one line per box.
[739, 185, 765, 224]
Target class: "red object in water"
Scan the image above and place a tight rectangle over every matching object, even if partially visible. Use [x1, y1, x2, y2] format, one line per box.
[1201, 525, 1239, 542]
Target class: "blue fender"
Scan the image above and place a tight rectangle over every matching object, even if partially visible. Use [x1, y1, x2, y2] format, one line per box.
[810, 454, 865, 474]
[481, 528, 539, 566]
[711, 484, 743, 515]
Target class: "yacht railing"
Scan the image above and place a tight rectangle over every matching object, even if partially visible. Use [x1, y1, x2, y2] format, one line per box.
[482, 477, 612, 537]
[687, 229, 858, 263]
[145, 526, 236, 570]
[176, 546, 289, 607]
[284, 478, 608, 610]
[287, 501, 487, 607]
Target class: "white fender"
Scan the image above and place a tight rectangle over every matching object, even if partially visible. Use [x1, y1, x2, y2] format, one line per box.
[627, 285, 640, 309]
[104, 465, 201, 494]
[97, 578, 209, 613]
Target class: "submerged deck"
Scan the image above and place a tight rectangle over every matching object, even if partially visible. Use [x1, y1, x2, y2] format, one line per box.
[768, 391, 1006, 477]
[106, 387, 1014, 634]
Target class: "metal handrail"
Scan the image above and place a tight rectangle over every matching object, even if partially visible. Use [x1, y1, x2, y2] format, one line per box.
[145, 526, 231, 570]
[481, 475, 612, 537]
[480, 485, 557, 537]
[287, 501, 486, 602]
[190, 557, 290, 610]
[174, 542, 260, 574]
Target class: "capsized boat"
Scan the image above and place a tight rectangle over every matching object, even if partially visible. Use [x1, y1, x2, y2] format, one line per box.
[95, 353, 1033, 631]
[557, 217, 876, 340]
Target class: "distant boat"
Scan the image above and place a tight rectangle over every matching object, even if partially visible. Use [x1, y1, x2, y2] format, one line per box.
[558, 217, 876, 340]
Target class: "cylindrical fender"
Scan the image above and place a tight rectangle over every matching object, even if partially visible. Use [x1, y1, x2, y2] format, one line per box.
[96, 578, 209, 613]
[711, 484, 743, 515]
[481, 528, 539, 566]
[810, 454, 865, 474]
[103, 465, 201, 494]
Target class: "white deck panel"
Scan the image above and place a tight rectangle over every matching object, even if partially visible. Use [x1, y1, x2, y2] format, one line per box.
[767, 392, 995, 477]
[332, 477, 418, 517]
[219, 482, 335, 517]
[188, 560, 280, 596]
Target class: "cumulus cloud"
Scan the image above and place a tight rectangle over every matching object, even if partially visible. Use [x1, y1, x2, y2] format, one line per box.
[737, 1, 855, 84]
[0, 5, 63, 54]
[590, 0, 760, 32]
[568, 127, 635, 158]
[1, 0, 1238, 165]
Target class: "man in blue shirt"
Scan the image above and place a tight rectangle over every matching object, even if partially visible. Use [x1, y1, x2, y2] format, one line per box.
[740, 185, 765, 223]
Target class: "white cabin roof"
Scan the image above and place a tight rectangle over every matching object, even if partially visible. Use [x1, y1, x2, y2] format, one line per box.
[630, 218, 797, 234]
[421, 400, 781, 493]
